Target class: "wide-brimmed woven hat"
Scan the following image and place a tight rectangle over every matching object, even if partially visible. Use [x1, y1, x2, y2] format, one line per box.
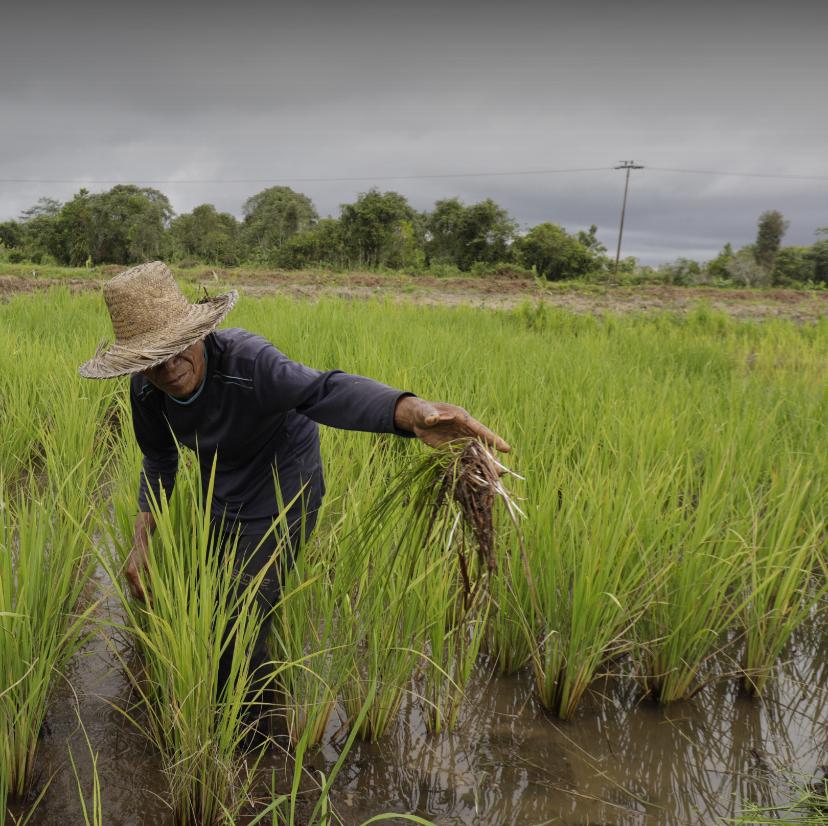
[79, 261, 238, 379]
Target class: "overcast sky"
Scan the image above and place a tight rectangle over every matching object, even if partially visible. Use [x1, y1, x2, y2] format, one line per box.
[1, 0, 826, 264]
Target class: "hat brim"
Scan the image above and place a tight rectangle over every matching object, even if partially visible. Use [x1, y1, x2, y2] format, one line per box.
[79, 291, 238, 379]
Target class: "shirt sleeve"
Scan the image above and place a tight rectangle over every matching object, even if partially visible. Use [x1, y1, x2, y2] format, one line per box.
[129, 380, 180, 512]
[253, 344, 415, 435]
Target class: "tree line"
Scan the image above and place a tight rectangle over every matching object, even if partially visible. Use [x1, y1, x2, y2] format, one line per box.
[0, 185, 604, 280]
[0, 185, 825, 285]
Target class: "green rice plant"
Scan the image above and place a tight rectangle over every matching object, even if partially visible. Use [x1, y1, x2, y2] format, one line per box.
[635, 449, 748, 703]
[482, 552, 533, 675]
[729, 777, 828, 825]
[335, 440, 518, 739]
[68, 716, 103, 826]
[631, 371, 828, 703]
[0, 478, 95, 801]
[100, 455, 291, 826]
[521, 441, 661, 718]
[310, 457, 427, 743]
[36, 367, 119, 502]
[63, 686, 436, 826]
[340, 577, 426, 742]
[420, 559, 489, 734]
[739, 464, 828, 694]
[270, 549, 347, 747]
[0, 349, 46, 485]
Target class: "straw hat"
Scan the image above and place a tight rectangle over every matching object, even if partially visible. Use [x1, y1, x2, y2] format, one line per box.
[79, 261, 238, 379]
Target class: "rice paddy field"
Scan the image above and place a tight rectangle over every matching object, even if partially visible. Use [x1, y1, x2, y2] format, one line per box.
[2, 285, 828, 825]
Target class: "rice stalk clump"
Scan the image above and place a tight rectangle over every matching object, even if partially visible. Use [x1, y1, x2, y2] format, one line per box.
[335, 439, 523, 739]
[427, 439, 523, 603]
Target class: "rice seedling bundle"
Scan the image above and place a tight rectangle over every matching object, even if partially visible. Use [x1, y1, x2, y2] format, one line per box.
[330, 440, 522, 738]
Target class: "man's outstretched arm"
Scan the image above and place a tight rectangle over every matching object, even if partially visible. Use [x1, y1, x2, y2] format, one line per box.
[253, 343, 510, 451]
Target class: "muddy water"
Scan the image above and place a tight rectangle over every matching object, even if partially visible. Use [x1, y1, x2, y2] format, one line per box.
[15, 577, 828, 825]
[309, 633, 828, 825]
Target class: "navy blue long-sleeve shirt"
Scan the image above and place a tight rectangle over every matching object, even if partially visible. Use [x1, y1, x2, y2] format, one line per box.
[130, 328, 412, 530]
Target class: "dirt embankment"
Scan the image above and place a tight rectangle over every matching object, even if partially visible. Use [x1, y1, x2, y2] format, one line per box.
[2, 268, 828, 322]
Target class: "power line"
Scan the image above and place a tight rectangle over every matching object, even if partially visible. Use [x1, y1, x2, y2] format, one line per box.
[0, 166, 825, 186]
[0, 167, 612, 185]
[647, 167, 828, 182]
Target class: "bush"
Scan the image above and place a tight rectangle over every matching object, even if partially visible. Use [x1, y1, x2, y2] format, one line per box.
[727, 248, 770, 287]
[514, 223, 600, 281]
[656, 258, 702, 286]
[771, 247, 815, 285]
[469, 261, 533, 279]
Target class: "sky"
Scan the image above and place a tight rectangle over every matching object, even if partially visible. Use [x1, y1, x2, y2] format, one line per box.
[1, 0, 826, 265]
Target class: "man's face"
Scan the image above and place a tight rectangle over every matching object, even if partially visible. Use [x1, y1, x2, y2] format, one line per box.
[143, 341, 206, 398]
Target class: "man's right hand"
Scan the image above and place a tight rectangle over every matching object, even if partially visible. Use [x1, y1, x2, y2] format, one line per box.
[125, 511, 156, 603]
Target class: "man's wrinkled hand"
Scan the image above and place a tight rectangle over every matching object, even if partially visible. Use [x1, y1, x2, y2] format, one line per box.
[394, 397, 511, 453]
[125, 544, 151, 603]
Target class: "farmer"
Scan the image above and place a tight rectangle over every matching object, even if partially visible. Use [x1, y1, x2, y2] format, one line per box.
[79, 261, 509, 726]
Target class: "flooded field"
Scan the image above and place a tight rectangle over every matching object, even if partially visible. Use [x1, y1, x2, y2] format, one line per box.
[3, 289, 828, 825]
[21, 588, 828, 824]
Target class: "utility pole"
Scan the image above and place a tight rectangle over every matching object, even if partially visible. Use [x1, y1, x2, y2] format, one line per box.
[613, 160, 644, 277]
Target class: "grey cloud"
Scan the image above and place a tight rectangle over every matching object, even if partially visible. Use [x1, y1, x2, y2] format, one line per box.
[1, 0, 826, 265]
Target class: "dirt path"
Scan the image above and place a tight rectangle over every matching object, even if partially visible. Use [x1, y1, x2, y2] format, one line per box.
[3, 270, 828, 322]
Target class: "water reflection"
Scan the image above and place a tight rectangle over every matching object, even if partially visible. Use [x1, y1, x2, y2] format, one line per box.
[318, 625, 828, 825]
[18, 607, 828, 825]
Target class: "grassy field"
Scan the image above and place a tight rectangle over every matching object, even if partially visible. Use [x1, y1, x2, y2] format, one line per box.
[1, 287, 827, 823]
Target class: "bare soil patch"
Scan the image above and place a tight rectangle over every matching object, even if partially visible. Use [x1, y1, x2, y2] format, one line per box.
[3, 267, 828, 321]
[235, 272, 828, 322]
[0, 274, 101, 300]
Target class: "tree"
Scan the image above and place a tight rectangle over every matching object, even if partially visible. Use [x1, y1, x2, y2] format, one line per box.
[771, 247, 815, 285]
[241, 187, 318, 261]
[339, 189, 422, 268]
[807, 239, 828, 284]
[513, 223, 599, 281]
[425, 198, 516, 271]
[0, 221, 22, 250]
[576, 224, 607, 256]
[275, 219, 347, 269]
[706, 242, 735, 279]
[19, 197, 61, 222]
[754, 210, 789, 271]
[18, 197, 62, 263]
[51, 189, 95, 265]
[50, 186, 174, 265]
[727, 247, 769, 287]
[168, 204, 241, 265]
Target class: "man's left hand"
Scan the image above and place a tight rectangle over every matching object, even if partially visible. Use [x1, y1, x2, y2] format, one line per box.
[394, 396, 510, 452]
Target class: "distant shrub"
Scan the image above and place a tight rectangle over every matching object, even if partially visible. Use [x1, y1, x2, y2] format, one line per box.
[656, 258, 702, 286]
[424, 262, 465, 278]
[727, 248, 770, 287]
[469, 261, 533, 279]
